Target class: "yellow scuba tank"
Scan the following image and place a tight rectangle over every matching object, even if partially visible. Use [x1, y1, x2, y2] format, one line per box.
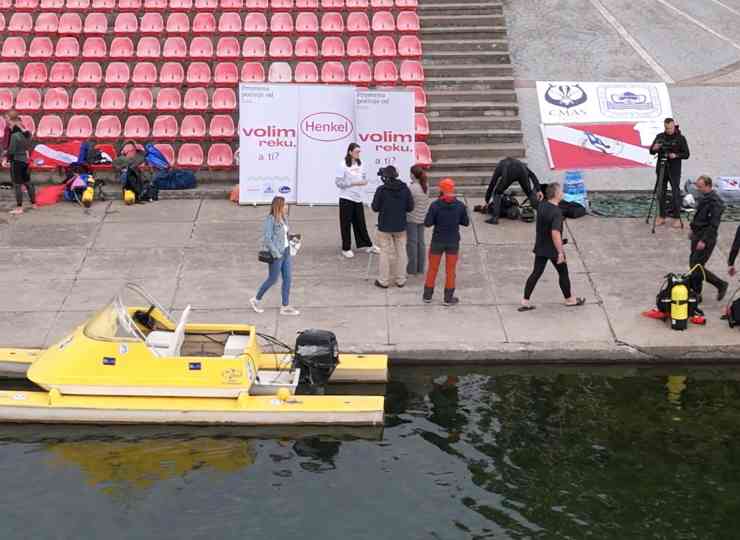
[670, 277, 689, 331]
[81, 177, 95, 208]
[123, 189, 136, 205]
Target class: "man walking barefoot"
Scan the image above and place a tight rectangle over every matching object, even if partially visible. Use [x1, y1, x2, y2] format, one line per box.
[689, 175, 728, 302]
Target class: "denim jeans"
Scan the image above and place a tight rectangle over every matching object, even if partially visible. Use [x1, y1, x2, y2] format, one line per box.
[256, 248, 292, 306]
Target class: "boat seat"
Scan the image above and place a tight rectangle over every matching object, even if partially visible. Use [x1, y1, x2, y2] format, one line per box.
[223, 334, 250, 358]
[146, 305, 191, 357]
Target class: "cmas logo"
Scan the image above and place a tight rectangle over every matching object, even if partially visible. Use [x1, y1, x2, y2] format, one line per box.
[545, 84, 588, 109]
[278, 185, 291, 194]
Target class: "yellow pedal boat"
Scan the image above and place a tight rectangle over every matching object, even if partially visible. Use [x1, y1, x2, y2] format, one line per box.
[0, 284, 386, 426]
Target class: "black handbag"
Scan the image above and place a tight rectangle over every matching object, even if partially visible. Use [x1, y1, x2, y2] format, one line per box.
[258, 250, 275, 264]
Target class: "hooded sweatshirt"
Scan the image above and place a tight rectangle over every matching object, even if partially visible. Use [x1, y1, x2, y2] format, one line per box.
[371, 177, 414, 233]
[424, 196, 470, 244]
[649, 129, 690, 180]
[7, 126, 31, 164]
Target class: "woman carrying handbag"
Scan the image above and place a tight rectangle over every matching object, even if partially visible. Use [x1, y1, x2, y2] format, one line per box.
[250, 196, 300, 316]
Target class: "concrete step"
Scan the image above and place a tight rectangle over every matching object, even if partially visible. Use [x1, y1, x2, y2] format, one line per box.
[421, 26, 508, 39]
[420, 14, 505, 27]
[423, 63, 513, 77]
[423, 50, 511, 65]
[429, 142, 526, 160]
[418, 2, 503, 15]
[429, 115, 522, 129]
[428, 170, 492, 183]
[421, 38, 510, 52]
[427, 101, 519, 117]
[428, 128, 522, 145]
[426, 88, 517, 102]
[425, 76, 515, 90]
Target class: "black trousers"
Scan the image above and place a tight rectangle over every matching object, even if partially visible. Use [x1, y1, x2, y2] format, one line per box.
[339, 198, 372, 251]
[524, 255, 572, 300]
[10, 160, 35, 207]
[490, 177, 538, 220]
[689, 237, 725, 295]
[657, 167, 681, 219]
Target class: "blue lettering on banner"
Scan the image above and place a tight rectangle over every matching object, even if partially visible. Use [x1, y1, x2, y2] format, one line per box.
[279, 186, 291, 194]
[189, 362, 202, 371]
[102, 357, 116, 366]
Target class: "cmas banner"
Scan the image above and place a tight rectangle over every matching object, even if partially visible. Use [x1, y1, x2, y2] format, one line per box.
[355, 90, 416, 205]
[238, 84, 299, 204]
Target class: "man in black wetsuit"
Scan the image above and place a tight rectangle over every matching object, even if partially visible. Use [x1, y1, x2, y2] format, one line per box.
[649, 118, 690, 228]
[484, 157, 543, 224]
[689, 175, 728, 301]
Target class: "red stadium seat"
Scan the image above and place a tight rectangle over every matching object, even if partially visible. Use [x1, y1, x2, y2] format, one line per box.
[295, 37, 318, 59]
[220, 0, 241, 7]
[31, 38, 56, 60]
[77, 62, 102, 84]
[243, 38, 267, 60]
[15, 89, 42, 111]
[187, 62, 212, 85]
[244, 0, 267, 8]
[295, 13, 319, 35]
[155, 87, 181, 111]
[270, 13, 294, 35]
[0, 64, 20, 86]
[373, 60, 398, 83]
[209, 115, 235, 139]
[271, 0, 292, 10]
[180, 115, 207, 139]
[152, 115, 178, 139]
[395, 0, 417, 8]
[22, 63, 48, 86]
[322, 0, 343, 8]
[124, 115, 151, 139]
[84, 13, 108, 35]
[127, 87, 154, 112]
[345, 0, 367, 9]
[268, 62, 292, 83]
[1, 38, 26, 59]
[114, 13, 138, 35]
[100, 88, 126, 111]
[244, 13, 267, 34]
[92, 0, 114, 6]
[398, 35, 422, 58]
[43, 88, 70, 111]
[321, 61, 345, 83]
[166, 13, 190, 34]
[321, 37, 345, 59]
[373, 36, 397, 58]
[142, 0, 165, 7]
[346, 13, 370, 34]
[400, 60, 424, 83]
[177, 144, 204, 169]
[37, 115, 64, 139]
[296, 0, 318, 9]
[348, 60, 371, 85]
[415, 113, 429, 141]
[214, 63, 239, 85]
[159, 62, 184, 85]
[372, 12, 395, 33]
[8, 13, 33, 34]
[371, 0, 392, 6]
[207, 144, 234, 169]
[347, 36, 370, 59]
[155, 144, 175, 166]
[189, 37, 214, 60]
[104, 63, 130, 87]
[110, 37, 135, 59]
[66, 0, 90, 9]
[118, 0, 141, 8]
[195, 0, 218, 9]
[216, 38, 241, 60]
[397, 12, 420, 33]
[140, 13, 164, 35]
[169, 0, 193, 9]
[192, 14, 216, 35]
[15, 0, 39, 9]
[415, 142, 432, 168]
[212, 88, 236, 111]
[269, 37, 293, 59]
[137, 37, 162, 60]
[0, 14, 5, 33]
[82, 37, 107, 60]
[18, 116, 36, 135]
[241, 62, 265, 82]
[71, 88, 97, 111]
[321, 13, 344, 34]
[34, 13, 59, 34]
[218, 13, 242, 35]
[58, 13, 83, 35]
[0, 89, 13, 110]
[49, 62, 74, 85]
[132, 62, 157, 85]
[408, 85, 426, 111]
[163, 38, 188, 60]
[294, 62, 319, 83]
[184, 88, 209, 110]
[41, 0, 66, 8]
[66, 115, 93, 138]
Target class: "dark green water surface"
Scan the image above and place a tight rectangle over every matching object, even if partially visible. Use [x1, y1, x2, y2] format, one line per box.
[2, 366, 740, 540]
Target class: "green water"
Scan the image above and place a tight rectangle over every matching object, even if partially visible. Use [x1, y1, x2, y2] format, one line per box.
[2, 366, 740, 539]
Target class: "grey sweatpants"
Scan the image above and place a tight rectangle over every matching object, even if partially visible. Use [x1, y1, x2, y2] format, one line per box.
[406, 222, 426, 274]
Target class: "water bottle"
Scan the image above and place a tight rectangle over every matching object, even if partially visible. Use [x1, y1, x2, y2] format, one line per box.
[563, 170, 588, 211]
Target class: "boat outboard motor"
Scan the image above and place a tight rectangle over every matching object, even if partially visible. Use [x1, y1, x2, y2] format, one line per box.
[293, 329, 340, 387]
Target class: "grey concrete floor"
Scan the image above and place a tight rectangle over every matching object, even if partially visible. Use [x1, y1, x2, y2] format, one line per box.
[505, 0, 740, 191]
[1, 199, 739, 362]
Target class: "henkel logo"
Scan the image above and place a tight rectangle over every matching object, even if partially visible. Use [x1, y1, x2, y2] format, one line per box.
[300, 112, 354, 142]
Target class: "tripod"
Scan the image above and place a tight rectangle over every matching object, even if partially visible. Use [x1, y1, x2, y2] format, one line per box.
[646, 154, 683, 234]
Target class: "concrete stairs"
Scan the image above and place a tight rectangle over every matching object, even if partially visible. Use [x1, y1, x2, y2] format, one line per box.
[420, 0, 524, 197]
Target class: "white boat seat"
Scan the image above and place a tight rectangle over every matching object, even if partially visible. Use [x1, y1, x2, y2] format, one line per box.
[145, 305, 191, 357]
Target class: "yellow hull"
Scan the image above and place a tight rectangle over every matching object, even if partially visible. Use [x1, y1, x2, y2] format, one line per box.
[0, 389, 385, 426]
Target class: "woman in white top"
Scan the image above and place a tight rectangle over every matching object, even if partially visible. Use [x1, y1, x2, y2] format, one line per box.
[335, 143, 379, 258]
[406, 165, 431, 274]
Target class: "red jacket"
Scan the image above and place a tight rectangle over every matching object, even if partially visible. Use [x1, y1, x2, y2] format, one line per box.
[1, 125, 11, 155]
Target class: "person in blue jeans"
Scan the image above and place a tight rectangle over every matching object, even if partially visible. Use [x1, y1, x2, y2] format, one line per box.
[250, 196, 300, 316]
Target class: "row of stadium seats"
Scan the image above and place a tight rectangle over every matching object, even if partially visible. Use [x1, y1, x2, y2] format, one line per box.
[0, 0, 417, 10]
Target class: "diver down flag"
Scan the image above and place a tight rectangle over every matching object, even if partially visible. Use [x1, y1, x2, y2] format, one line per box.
[542, 123, 662, 170]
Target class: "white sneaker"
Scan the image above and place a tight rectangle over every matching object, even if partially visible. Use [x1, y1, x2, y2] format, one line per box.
[342, 250, 355, 258]
[249, 297, 264, 314]
[280, 305, 300, 316]
[365, 245, 380, 254]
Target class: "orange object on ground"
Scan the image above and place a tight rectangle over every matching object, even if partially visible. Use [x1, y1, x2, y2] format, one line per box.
[641, 308, 667, 320]
[34, 184, 65, 206]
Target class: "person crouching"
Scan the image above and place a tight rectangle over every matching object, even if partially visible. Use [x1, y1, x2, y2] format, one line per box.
[423, 178, 470, 305]
[371, 165, 414, 288]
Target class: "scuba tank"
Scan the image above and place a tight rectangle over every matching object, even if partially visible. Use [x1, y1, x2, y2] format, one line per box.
[669, 275, 689, 330]
[653, 271, 700, 330]
[124, 189, 136, 205]
[81, 176, 95, 208]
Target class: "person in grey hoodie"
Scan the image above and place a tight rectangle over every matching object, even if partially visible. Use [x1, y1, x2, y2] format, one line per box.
[7, 121, 35, 215]
[406, 165, 430, 275]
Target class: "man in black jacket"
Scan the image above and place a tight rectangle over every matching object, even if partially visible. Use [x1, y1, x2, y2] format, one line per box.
[371, 165, 414, 288]
[649, 118, 690, 228]
[484, 157, 543, 224]
[690, 176, 728, 301]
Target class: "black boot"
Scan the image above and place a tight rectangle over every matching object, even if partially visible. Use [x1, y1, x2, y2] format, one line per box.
[423, 286, 434, 303]
[485, 194, 502, 224]
[443, 288, 459, 306]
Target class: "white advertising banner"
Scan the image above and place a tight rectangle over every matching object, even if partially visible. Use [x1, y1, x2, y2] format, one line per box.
[355, 90, 416, 204]
[536, 81, 673, 125]
[296, 85, 357, 204]
[238, 84, 299, 204]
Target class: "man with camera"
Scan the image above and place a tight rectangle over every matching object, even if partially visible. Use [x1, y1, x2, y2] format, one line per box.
[689, 175, 728, 302]
[649, 118, 690, 228]
[484, 157, 543, 225]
